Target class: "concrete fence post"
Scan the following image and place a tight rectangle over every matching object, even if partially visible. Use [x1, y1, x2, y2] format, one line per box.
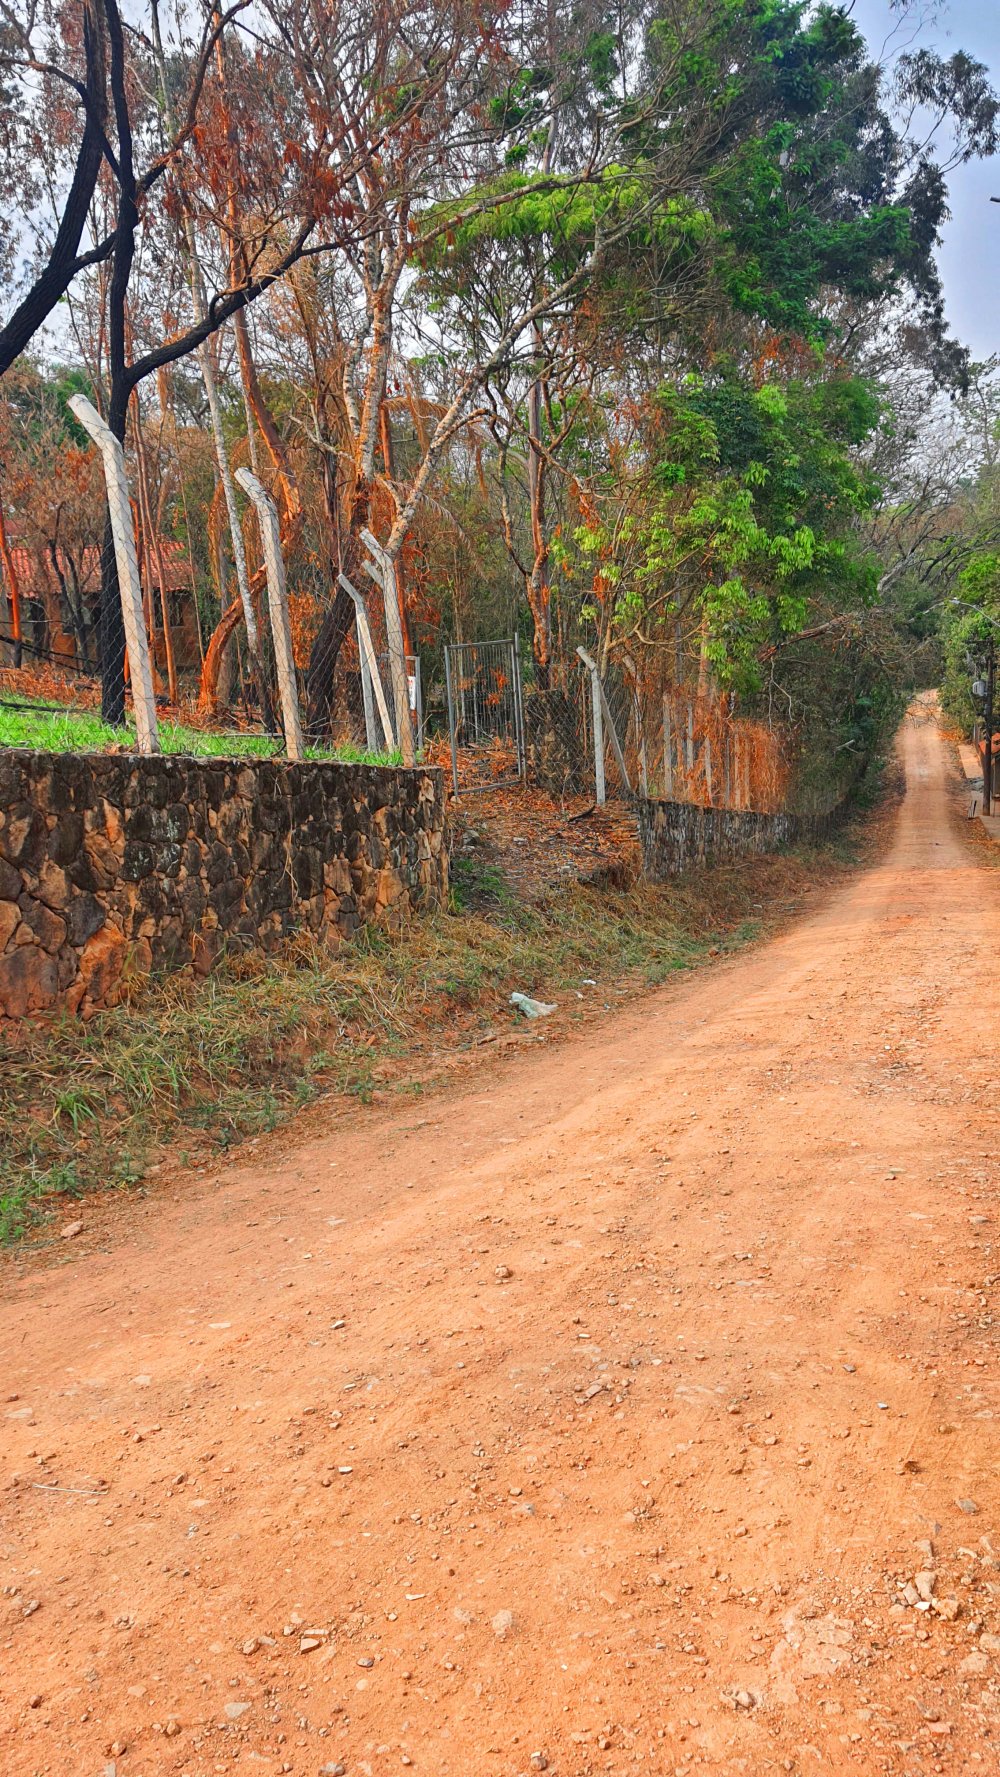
[577, 646, 606, 806]
[68, 394, 160, 755]
[337, 572, 395, 752]
[578, 647, 632, 798]
[360, 529, 414, 768]
[235, 469, 304, 761]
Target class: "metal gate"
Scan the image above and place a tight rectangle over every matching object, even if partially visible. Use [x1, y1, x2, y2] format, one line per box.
[444, 637, 525, 794]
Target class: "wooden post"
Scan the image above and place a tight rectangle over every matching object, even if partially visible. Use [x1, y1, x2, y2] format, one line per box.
[235, 470, 305, 760]
[337, 573, 394, 751]
[361, 529, 414, 768]
[352, 592, 378, 750]
[576, 646, 635, 801]
[68, 394, 159, 754]
[663, 694, 673, 799]
[704, 733, 713, 806]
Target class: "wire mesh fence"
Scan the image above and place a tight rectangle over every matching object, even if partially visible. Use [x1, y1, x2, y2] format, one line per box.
[443, 638, 526, 793]
[324, 639, 423, 757]
[439, 645, 792, 815]
[0, 517, 427, 762]
[635, 681, 791, 812]
[4, 510, 792, 810]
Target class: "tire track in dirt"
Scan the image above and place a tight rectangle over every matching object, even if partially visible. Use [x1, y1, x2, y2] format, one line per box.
[3, 694, 1000, 1776]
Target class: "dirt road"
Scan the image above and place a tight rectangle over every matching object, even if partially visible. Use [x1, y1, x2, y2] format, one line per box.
[3, 700, 1000, 1777]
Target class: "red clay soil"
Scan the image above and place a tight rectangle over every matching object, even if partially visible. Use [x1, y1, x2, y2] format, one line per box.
[449, 787, 642, 900]
[4, 696, 1000, 1777]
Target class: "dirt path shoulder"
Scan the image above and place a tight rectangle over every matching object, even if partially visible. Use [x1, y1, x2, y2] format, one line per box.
[3, 698, 999, 1777]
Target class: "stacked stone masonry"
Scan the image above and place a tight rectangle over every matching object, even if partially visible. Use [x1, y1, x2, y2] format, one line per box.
[638, 795, 842, 880]
[0, 751, 448, 1020]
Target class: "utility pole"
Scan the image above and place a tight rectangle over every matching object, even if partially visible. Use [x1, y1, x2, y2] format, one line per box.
[985, 636, 996, 816]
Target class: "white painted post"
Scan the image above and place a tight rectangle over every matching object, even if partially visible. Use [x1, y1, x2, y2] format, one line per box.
[235, 469, 304, 761]
[601, 692, 632, 792]
[337, 573, 394, 751]
[580, 649, 632, 793]
[704, 733, 713, 805]
[577, 646, 606, 807]
[663, 694, 674, 799]
[351, 591, 378, 750]
[360, 528, 414, 768]
[68, 394, 159, 755]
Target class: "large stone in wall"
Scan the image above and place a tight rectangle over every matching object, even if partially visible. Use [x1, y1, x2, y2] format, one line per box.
[0, 943, 61, 1018]
[0, 752, 448, 1021]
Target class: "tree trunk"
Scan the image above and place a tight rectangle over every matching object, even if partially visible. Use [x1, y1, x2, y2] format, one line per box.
[305, 583, 356, 741]
[379, 402, 413, 659]
[0, 493, 23, 667]
[526, 377, 551, 687]
[0, 0, 107, 377]
[133, 404, 178, 703]
[98, 0, 137, 724]
[149, 0, 274, 729]
[305, 463, 366, 741]
[199, 597, 245, 711]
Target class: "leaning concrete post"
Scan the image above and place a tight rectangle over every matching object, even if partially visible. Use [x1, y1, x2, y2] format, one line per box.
[338, 573, 394, 752]
[68, 394, 159, 755]
[577, 646, 606, 807]
[577, 647, 631, 799]
[360, 528, 415, 768]
[235, 469, 304, 761]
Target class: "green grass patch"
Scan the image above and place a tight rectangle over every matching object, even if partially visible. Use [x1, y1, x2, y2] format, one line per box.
[0, 698, 401, 766]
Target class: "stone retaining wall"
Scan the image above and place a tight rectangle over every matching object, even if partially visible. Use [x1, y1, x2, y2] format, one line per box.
[638, 795, 843, 880]
[0, 751, 448, 1020]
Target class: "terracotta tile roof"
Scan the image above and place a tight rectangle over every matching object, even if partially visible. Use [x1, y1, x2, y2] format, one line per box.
[5, 539, 190, 598]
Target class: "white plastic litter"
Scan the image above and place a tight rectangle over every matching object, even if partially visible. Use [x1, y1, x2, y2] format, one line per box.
[510, 992, 557, 1019]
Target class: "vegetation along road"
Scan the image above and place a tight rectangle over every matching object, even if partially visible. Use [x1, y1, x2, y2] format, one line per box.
[3, 702, 1000, 1775]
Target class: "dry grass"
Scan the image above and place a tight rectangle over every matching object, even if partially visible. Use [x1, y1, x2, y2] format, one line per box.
[0, 826, 869, 1245]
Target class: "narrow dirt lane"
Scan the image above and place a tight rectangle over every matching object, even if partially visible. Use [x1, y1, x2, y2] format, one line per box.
[4, 700, 1000, 1777]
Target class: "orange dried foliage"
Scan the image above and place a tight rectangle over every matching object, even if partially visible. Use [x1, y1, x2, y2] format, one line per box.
[0, 663, 102, 709]
[656, 688, 790, 812]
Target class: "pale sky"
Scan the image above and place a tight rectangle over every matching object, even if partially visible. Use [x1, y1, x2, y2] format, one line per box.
[850, 0, 1000, 362]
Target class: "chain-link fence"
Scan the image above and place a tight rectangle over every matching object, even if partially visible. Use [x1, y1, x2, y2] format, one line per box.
[443, 638, 526, 793]
[323, 638, 423, 756]
[4, 488, 791, 808]
[633, 681, 791, 812]
[438, 640, 792, 814]
[0, 489, 428, 761]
